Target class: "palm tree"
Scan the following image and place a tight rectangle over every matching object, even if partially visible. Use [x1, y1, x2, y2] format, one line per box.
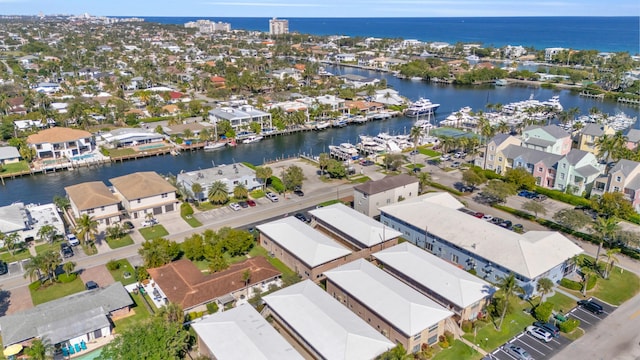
[536, 278, 554, 302]
[3, 232, 22, 256]
[416, 172, 432, 194]
[233, 183, 248, 200]
[75, 214, 98, 246]
[25, 338, 52, 360]
[496, 273, 524, 330]
[255, 166, 273, 189]
[23, 255, 44, 282]
[156, 302, 184, 324]
[580, 265, 597, 297]
[63, 261, 76, 277]
[207, 180, 229, 204]
[318, 153, 330, 177]
[37, 224, 57, 243]
[591, 216, 620, 262]
[599, 248, 620, 279]
[410, 126, 422, 152]
[191, 183, 203, 204]
[42, 250, 62, 282]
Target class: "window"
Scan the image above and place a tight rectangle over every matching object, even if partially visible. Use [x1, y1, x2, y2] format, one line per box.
[428, 324, 438, 332]
[560, 173, 565, 180]
[428, 335, 438, 345]
[562, 163, 566, 169]
[137, 199, 141, 204]
[616, 176, 622, 182]
[87, 209, 94, 214]
[451, 254, 459, 263]
[538, 167, 543, 172]
[490, 145, 495, 151]
[489, 155, 494, 161]
[101, 206, 105, 211]
[161, 193, 168, 198]
[613, 186, 620, 192]
[498, 157, 503, 162]
[425, 242, 433, 251]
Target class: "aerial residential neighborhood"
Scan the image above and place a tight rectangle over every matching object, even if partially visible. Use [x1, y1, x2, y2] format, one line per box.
[0, 8, 638, 360]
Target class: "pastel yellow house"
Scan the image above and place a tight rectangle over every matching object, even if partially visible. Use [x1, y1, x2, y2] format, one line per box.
[477, 134, 521, 174]
[577, 123, 615, 155]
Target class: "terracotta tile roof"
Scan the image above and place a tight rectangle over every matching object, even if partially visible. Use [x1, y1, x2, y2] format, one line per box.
[110, 171, 176, 200]
[65, 181, 120, 211]
[210, 76, 226, 83]
[148, 257, 281, 310]
[27, 127, 92, 144]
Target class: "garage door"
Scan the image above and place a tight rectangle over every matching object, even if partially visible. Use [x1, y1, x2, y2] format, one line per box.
[153, 207, 162, 215]
[165, 204, 174, 212]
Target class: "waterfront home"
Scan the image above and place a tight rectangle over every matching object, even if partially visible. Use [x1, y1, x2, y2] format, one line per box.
[0, 146, 20, 165]
[65, 181, 121, 226]
[109, 171, 178, 220]
[553, 149, 603, 194]
[256, 217, 352, 282]
[324, 259, 453, 353]
[0, 282, 132, 351]
[309, 203, 402, 254]
[544, 47, 566, 61]
[353, 174, 419, 217]
[521, 125, 571, 155]
[208, 105, 272, 131]
[334, 53, 356, 62]
[504, 45, 527, 58]
[592, 159, 640, 212]
[298, 95, 348, 115]
[379, 192, 584, 297]
[13, 119, 51, 132]
[373, 242, 496, 323]
[576, 123, 615, 155]
[162, 122, 212, 138]
[344, 100, 385, 115]
[147, 257, 281, 313]
[176, 163, 261, 201]
[262, 280, 394, 360]
[99, 128, 165, 148]
[340, 74, 380, 88]
[26, 127, 94, 160]
[270, 68, 301, 81]
[0, 203, 65, 246]
[191, 304, 303, 360]
[371, 89, 406, 106]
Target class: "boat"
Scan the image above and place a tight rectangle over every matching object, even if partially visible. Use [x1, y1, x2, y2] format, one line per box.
[203, 141, 226, 151]
[494, 79, 508, 86]
[406, 98, 440, 117]
[329, 143, 359, 161]
[541, 95, 563, 111]
[465, 54, 480, 62]
[410, 76, 423, 81]
[314, 121, 331, 130]
[242, 135, 263, 144]
[332, 118, 348, 127]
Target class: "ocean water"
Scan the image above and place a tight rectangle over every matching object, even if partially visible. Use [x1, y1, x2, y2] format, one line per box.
[138, 16, 639, 54]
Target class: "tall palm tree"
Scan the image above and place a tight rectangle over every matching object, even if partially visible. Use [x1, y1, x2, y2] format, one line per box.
[3, 232, 22, 256]
[207, 180, 229, 204]
[63, 261, 76, 277]
[255, 166, 273, 189]
[233, 183, 248, 200]
[42, 250, 62, 282]
[37, 224, 57, 243]
[591, 216, 620, 262]
[496, 273, 524, 330]
[25, 338, 52, 360]
[536, 278, 554, 302]
[75, 214, 99, 246]
[23, 255, 44, 282]
[599, 248, 620, 279]
[191, 183, 203, 204]
[580, 265, 597, 296]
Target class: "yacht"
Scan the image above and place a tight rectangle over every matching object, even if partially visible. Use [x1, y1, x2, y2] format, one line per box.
[541, 95, 563, 111]
[465, 54, 480, 62]
[329, 143, 359, 161]
[203, 141, 226, 151]
[314, 121, 330, 130]
[242, 135, 263, 144]
[406, 98, 440, 117]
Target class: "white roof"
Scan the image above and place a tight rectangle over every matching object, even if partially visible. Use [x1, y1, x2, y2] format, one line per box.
[324, 259, 453, 337]
[257, 217, 351, 267]
[309, 203, 402, 248]
[379, 193, 583, 279]
[191, 304, 303, 360]
[263, 280, 394, 360]
[0, 202, 27, 233]
[374, 243, 496, 309]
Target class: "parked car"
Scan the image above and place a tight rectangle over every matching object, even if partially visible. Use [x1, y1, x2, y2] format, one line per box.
[532, 321, 560, 338]
[500, 220, 513, 229]
[410, 149, 420, 155]
[482, 214, 494, 222]
[66, 233, 80, 246]
[266, 192, 279, 202]
[294, 189, 305, 196]
[294, 213, 309, 223]
[122, 221, 135, 230]
[451, 161, 461, 168]
[526, 325, 553, 342]
[0, 261, 8, 275]
[238, 201, 249, 208]
[85, 280, 99, 290]
[440, 154, 451, 161]
[578, 299, 604, 314]
[454, 151, 466, 158]
[229, 203, 241, 211]
[534, 194, 548, 202]
[512, 224, 524, 233]
[518, 190, 534, 198]
[60, 243, 74, 258]
[474, 212, 484, 218]
[141, 218, 159, 227]
[360, 159, 375, 166]
[503, 344, 533, 360]
[246, 199, 257, 207]
[491, 217, 504, 225]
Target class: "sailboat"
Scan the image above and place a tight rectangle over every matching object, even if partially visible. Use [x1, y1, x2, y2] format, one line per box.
[204, 125, 226, 151]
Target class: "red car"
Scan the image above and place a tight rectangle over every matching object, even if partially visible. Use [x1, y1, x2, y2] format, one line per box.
[474, 212, 484, 218]
[246, 199, 257, 207]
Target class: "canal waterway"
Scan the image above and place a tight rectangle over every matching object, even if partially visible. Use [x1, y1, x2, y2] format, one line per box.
[1, 65, 639, 206]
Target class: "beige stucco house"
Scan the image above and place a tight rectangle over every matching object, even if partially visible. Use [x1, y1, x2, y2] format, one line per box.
[353, 174, 419, 217]
[109, 171, 178, 219]
[65, 181, 121, 225]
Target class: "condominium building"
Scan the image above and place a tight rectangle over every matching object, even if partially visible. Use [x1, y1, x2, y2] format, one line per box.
[269, 18, 289, 35]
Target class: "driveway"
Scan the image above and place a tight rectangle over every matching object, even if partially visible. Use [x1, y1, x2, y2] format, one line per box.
[79, 265, 115, 289]
[4, 286, 33, 316]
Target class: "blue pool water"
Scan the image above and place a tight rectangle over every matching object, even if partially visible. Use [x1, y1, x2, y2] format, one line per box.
[74, 347, 102, 360]
[71, 154, 95, 161]
[138, 143, 166, 150]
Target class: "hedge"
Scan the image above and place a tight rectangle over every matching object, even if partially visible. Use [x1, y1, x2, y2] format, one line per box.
[586, 275, 597, 290]
[428, 182, 463, 196]
[58, 273, 77, 283]
[269, 176, 285, 193]
[180, 202, 194, 217]
[470, 165, 503, 180]
[559, 318, 580, 333]
[534, 186, 591, 207]
[560, 278, 582, 291]
[533, 302, 554, 322]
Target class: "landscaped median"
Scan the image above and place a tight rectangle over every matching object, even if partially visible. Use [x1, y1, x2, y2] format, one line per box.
[138, 225, 169, 241]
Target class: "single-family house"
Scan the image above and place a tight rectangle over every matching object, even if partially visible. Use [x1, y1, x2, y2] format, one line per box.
[521, 125, 571, 155]
[176, 163, 261, 201]
[577, 123, 615, 155]
[371, 89, 406, 106]
[109, 172, 178, 219]
[99, 128, 165, 148]
[324, 259, 454, 353]
[147, 257, 281, 313]
[0, 146, 20, 165]
[476, 134, 521, 173]
[334, 53, 356, 62]
[592, 159, 640, 212]
[0, 282, 133, 351]
[65, 181, 121, 226]
[162, 122, 212, 138]
[0, 203, 65, 245]
[208, 105, 272, 130]
[373, 242, 496, 323]
[553, 149, 603, 194]
[379, 192, 583, 296]
[353, 174, 419, 217]
[257, 217, 352, 282]
[27, 127, 94, 160]
[191, 304, 303, 360]
[262, 280, 394, 360]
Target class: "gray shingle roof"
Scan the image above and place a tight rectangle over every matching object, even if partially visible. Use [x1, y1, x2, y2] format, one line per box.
[0, 146, 20, 161]
[575, 165, 602, 178]
[503, 145, 562, 167]
[626, 129, 640, 144]
[625, 174, 640, 191]
[610, 159, 640, 177]
[540, 125, 570, 139]
[353, 174, 418, 195]
[564, 149, 590, 165]
[581, 123, 607, 137]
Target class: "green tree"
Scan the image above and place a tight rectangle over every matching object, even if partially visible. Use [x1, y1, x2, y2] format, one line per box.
[207, 180, 229, 204]
[376, 344, 410, 360]
[481, 180, 517, 204]
[233, 183, 248, 200]
[580, 265, 597, 296]
[63, 261, 76, 277]
[416, 171, 432, 193]
[75, 214, 98, 246]
[522, 200, 547, 219]
[106, 223, 125, 241]
[504, 167, 536, 190]
[282, 165, 305, 191]
[318, 153, 330, 176]
[205, 244, 228, 272]
[3, 232, 22, 256]
[255, 166, 273, 189]
[553, 209, 592, 230]
[590, 216, 620, 261]
[536, 278, 554, 302]
[181, 234, 205, 261]
[23, 254, 44, 282]
[156, 302, 185, 324]
[496, 273, 524, 330]
[25, 338, 53, 360]
[37, 224, 57, 243]
[190, 183, 203, 204]
[461, 169, 486, 188]
[599, 248, 620, 280]
[138, 238, 181, 268]
[533, 301, 554, 322]
[383, 153, 405, 171]
[326, 158, 347, 178]
[591, 192, 634, 219]
[98, 318, 190, 360]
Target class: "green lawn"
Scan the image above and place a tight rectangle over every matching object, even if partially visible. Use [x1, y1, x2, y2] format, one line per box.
[105, 148, 136, 157]
[107, 235, 135, 249]
[591, 266, 640, 305]
[181, 214, 202, 228]
[317, 199, 342, 207]
[195, 202, 217, 211]
[544, 292, 577, 314]
[107, 259, 137, 285]
[30, 278, 85, 305]
[433, 340, 483, 360]
[114, 292, 152, 333]
[35, 241, 61, 255]
[349, 176, 371, 184]
[250, 189, 265, 199]
[138, 225, 169, 241]
[419, 148, 441, 157]
[0, 161, 30, 174]
[462, 300, 533, 352]
[0, 248, 32, 262]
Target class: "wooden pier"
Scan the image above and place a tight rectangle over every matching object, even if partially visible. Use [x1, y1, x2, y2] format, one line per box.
[579, 91, 605, 99]
[617, 97, 640, 106]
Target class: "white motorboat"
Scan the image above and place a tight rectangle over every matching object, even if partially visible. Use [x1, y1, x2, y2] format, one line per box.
[406, 98, 440, 117]
[203, 142, 226, 151]
[242, 135, 264, 144]
[329, 143, 359, 160]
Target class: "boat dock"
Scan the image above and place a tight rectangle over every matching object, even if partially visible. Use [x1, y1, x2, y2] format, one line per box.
[617, 97, 640, 106]
[579, 91, 605, 99]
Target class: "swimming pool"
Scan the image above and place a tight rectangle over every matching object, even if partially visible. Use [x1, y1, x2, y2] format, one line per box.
[71, 153, 95, 161]
[74, 347, 102, 360]
[138, 143, 166, 150]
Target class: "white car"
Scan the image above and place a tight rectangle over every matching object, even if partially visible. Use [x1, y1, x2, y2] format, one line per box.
[66, 233, 80, 246]
[141, 218, 159, 227]
[229, 203, 241, 211]
[440, 154, 451, 161]
[526, 325, 553, 343]
[454, 152, 466, 158]
[482, 214, 494, 222]
[266, 192, 279, 202]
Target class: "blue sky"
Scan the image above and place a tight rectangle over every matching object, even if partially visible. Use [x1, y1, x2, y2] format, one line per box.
[1, 0, 638, 17]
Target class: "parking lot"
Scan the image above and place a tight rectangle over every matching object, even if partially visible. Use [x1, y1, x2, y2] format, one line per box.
[486, 297, 614, 360]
